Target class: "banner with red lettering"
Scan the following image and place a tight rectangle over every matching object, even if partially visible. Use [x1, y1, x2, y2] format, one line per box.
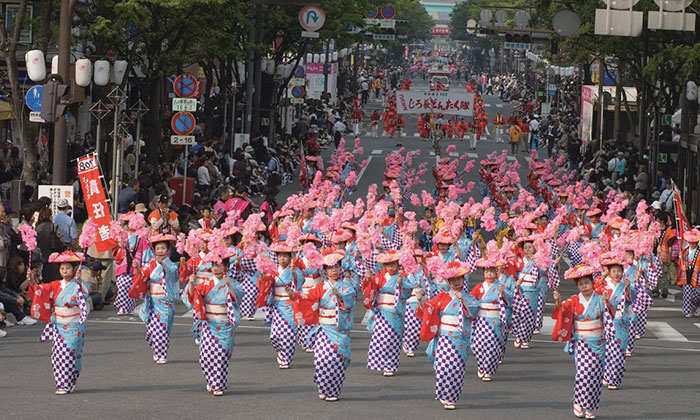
[672, 180, 690, 284]
[77, 154, 116, 253]
[395, 91, 475, 116]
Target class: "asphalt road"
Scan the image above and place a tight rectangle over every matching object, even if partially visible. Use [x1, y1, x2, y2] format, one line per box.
[4, 79, 700, 420]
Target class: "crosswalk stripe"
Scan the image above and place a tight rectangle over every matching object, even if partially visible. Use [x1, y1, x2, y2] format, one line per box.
[467, 153, 478, 158]
[647, 321, 688, 342]
[429, 151, 436, 156]
[485, 103, 492, 107]
[448, 152, 459, 157]
[694, 323, 700, 330]
[372, 149, 383, 155]
[414, 133, 419, 137]
[525, 157, 531, 162]
[496, 103, 503, 108]
[544, 317, 690, 343]
[664, 288, 681, 303]
[506, 156, 516, 161]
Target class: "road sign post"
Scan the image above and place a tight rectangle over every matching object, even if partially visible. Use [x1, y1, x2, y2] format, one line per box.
[299, 4, 325, 37]
[25, 85, 43, 112]
[171, 112, 196, 135]
[173, 75, 198, 98]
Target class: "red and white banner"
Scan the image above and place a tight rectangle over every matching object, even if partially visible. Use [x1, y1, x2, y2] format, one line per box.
[672, 180, 690, 283]
[430, 26, 450, 36]
[395, 91, 475, 116]
[77, 154, 115, 253]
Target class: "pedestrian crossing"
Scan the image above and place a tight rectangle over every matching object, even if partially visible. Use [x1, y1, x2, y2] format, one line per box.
[363, 148, 529, 161]
[540, 317, 699, 343]
[116, 306, 700, 343]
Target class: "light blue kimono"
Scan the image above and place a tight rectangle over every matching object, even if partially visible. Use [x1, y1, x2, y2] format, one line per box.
[366, 271, 416, 335]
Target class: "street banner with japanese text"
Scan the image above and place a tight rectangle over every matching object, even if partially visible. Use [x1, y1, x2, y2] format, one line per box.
[395, 91, 475, 117]
[77, 154, 115, 253]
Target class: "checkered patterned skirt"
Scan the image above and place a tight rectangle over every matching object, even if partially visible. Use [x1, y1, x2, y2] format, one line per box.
[199, 321, 234, 392]
[114, 273, 137, 313]
[367, 311, 402, 373]
[471, 316, 504, 376]
[146, 307, 173, 360]
[512, 290, 537, 344]
[40, 322, 84, 392]
[239, 277, 259, 318]
[573, 340, 604, 411]
[269, 306, 298, 365]
[433, 334, 466, 403]
[402, 303, 422, 354]
[682, 285, 700, 316]
[604, 334, 626, 387]
[313, 330, 347, 398]
[297, 324, 318, 350]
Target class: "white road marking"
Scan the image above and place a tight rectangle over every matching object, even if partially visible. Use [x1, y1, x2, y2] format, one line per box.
[540, 317, 555, 336]
[694, 323, 700, 330]
[506, 156, 516, 161]
[372, 149, 383, 155]
[356, 156, 373, 185]
[496, 103, 503, 108]
[414, 133, 419, 137]
[664, 288, 681, 303]
[525, 157, 531, 162]
[646, 321, 688, 342]
[484, 103, 492, 107]
[429, 151, 436, 156]
[467, 153, 478, 158]
[448, 152, 459, 157]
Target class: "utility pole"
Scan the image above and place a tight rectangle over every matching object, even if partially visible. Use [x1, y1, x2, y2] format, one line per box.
[244, 5, 257, 134]
[596, 56, 605, 148]
[52, 0, 78, 184]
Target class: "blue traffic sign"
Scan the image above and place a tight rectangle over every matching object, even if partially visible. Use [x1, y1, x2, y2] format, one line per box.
[173, 75, 197, 98]
[171, 111, 196, 135]
[26, 85, 43, 112]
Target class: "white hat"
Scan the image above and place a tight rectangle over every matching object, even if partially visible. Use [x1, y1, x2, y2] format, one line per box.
[651, 201, 662, 210]
[57, 198, 70, 209]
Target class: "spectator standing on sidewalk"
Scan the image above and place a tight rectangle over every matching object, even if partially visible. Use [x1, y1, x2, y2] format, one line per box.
[509, 122, 522, 155]
[652, 217, 678, 299]
[53, 199, 78, 250]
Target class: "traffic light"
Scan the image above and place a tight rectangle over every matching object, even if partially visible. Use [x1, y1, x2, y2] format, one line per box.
[504, 33, 531, 44]
[41, 75, 70, 122]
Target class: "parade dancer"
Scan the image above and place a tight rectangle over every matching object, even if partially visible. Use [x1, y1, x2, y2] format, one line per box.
[180, 230, 213, 345]
[595, 252, 635, 391]
[415, 261, 479, 410]
[493, 111, 505, 142]
[257, 242, 304, 369]
[288, 249, 356, 402]
[471, 256, 510, 382]
[363, 249, 415, 376]
[29, 251, 90, 395]
[128, 233, 180, 364]
[236, 225, 268, 319]
[186, 248, 243, 396]
[512, 236, 540, 349]
[113, 212, 142, 315]
[496, 258, 516, 360]
[402, 248, 428, 357]
[678, 229, 700, 318]
[627, 250, 658, 356]
[552, 264, 608, 420]
[294, 234, 324, 351]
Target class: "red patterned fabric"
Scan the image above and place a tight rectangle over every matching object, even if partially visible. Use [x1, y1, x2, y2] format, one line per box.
[128, 260, 158, 299]
[255, 271, 275, 308]
[28, 281, 62, 323]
